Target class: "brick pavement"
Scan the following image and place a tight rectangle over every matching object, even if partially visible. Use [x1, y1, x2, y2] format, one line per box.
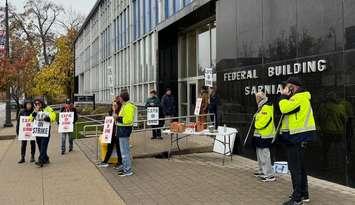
[77, 137, 355, 205]
[0, 125, 125, 205]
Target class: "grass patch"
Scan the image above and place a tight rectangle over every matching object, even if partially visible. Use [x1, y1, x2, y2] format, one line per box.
[74, 120, 103, 139]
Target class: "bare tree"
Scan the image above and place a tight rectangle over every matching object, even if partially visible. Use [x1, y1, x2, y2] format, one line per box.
[57, 8, 85, 32]
[23, 0, 64, 66]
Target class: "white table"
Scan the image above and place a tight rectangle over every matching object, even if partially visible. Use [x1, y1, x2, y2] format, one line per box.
[162, 128, 238, 165]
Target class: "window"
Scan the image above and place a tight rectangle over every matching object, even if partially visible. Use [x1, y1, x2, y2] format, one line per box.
[184, 0, 192, 6]
[133, 0, 140, 39]
[151, 0, 158, 27]
[174, 0, 181, 12]
[144, 0, 151, 33]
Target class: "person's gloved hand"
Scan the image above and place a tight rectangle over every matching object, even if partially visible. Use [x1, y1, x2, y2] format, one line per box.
[44, 116, 51, 122]
[117, 116, 123, 123]
[32, 112, 38, 119]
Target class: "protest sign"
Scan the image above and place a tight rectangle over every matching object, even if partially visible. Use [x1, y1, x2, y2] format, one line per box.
[147, 107, 159, 125]
[58, 112, 74, 133]
[18, 116, 35, 141]
[194, 98, 203, 116]
[102, 116, 114, 143]
[205, 67, 213, 87]
[32, 120, 50, 137]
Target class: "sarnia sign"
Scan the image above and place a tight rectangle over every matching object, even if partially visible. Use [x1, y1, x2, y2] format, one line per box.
[223, 59, 327, 96]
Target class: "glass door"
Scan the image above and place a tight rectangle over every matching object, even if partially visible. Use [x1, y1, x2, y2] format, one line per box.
[187, 81, 197, 119]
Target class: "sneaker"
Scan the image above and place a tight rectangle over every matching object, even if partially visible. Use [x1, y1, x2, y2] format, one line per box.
[151, 136, 157, 140]
[283, 199, 303, 205]
[30, 156, 35, 163]
[261, 176, 276, 182]
[254, 172, 263, 177]
[118, 171, 133, 177]
[61, 151, 65, 155]
[289, 195, 310, 203]
[302, 197, 310, 203]
[69, 148, 73, 152]
[114, 165, 124, 172]
[97, 162, 109, 168]
[18, 158, 25, 164]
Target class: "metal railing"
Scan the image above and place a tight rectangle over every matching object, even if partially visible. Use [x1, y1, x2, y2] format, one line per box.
[80, 113, 217, 161]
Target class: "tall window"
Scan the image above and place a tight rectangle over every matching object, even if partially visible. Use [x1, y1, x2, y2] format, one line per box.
[133, 0, 140, 39]
[144, 0, 151, 33]
[174, 0, 182, 12]
[151, 0, 158, 27]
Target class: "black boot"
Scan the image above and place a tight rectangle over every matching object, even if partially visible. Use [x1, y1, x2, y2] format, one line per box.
[30, 155, 35, 163]
[18, 156, 25, 164]
[35, 161, 43, 167]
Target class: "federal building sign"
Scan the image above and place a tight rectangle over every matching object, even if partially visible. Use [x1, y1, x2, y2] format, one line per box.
[223, 59, 327, 96]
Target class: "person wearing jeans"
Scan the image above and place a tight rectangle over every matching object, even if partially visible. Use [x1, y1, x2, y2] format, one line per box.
[30, 96, 56, 167]
[60, 99, 78, 155]
[116, 91, 136, 176]
[97, 100, 122, 168]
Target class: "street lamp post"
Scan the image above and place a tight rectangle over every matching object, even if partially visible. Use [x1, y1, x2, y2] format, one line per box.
[4, 0, 13, 127]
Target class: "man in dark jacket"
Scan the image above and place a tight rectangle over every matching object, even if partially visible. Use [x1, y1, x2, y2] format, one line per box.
[60, 99, 78, 155]
[16, 99, 35, 163]
[146, 90, 163, 139]
[161, 88, 176, 126]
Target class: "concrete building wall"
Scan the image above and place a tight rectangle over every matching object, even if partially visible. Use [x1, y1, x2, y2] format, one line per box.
[75, 0, 196, 105]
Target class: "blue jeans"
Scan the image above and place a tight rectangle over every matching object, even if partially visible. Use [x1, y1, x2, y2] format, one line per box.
[61, 133, 73, 152]
[36, 136, 50, 163]
[118, 127, 133, 173]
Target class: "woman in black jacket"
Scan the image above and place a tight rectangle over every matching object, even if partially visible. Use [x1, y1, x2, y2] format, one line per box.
[16, 99, 35, 163]
[97, 100, 122, 168]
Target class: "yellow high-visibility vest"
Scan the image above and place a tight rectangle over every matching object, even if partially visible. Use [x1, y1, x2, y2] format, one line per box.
[117, 101, 137, 127]
[279, 91, 316, 135]
[254, 104, 275, 138]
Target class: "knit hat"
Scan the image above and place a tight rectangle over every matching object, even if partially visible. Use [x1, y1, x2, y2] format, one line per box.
[255, 92, 268, 108]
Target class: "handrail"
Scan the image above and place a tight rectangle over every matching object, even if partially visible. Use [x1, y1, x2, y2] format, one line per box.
[79, 113, 216, 138]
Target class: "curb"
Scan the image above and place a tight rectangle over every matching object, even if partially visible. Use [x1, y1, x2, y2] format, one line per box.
[133, 146, 213, 159]
[0, 135, 16, 140]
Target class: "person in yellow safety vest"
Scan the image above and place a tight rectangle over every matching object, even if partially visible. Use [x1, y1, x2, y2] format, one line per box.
[253, 92, 276, 182]
[29, 96, 57, 167]
[279, 77, 316, 205]
[115, 91, 137, 177]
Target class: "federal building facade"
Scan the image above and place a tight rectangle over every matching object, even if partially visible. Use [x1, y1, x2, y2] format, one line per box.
[75, 0, 355, 188]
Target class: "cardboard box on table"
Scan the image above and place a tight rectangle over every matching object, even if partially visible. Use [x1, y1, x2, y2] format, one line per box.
[98, 134, 118, 164]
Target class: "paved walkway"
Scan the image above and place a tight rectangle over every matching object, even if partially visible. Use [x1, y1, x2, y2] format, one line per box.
[0, 126, 125, 205]
[76, 136, 355, 205]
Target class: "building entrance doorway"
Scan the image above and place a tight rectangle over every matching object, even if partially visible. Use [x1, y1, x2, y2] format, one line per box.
[178, 21, 216, 118]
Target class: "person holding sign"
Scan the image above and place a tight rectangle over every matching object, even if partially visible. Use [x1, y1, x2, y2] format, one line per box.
[116, 91, 137, 176]
[30, 96, 56, 167]
[59, 99, 78, 155]
[97, 100, 122, 168]
[16, 99, 36, 163]
[145, 90, 164, 140]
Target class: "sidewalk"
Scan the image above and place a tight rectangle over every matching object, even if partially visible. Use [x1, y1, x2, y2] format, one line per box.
[0, 125, 125, 205]
[0, 120, 17, 140]
[77, 136, 355, 205]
